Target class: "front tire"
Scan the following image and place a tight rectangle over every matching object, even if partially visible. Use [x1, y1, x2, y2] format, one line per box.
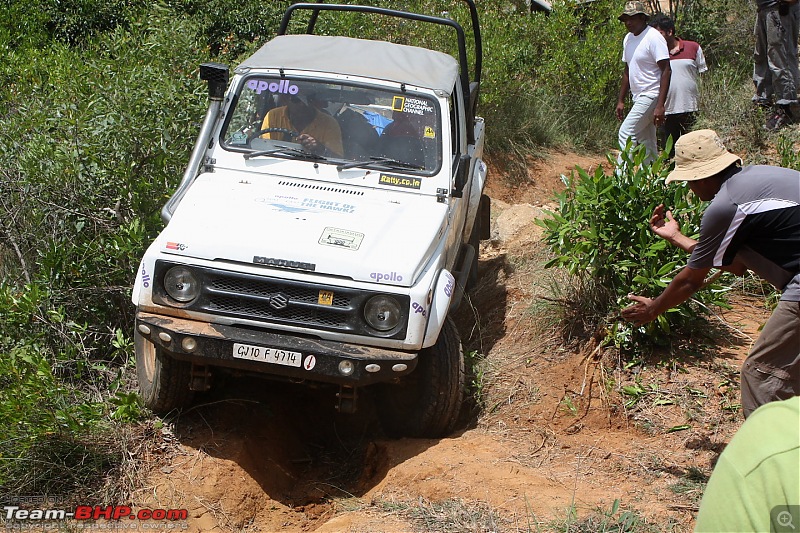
[135, 330, 193, 413]
[377, 317, 465, 438]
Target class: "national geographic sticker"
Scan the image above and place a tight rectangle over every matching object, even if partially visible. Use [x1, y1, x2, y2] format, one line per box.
[391, 95, 434, 116]
[318, 227, 364, 251]
[378, 174, 422, 190]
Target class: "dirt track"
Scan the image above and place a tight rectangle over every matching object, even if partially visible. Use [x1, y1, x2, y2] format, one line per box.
[132, 152, 769, 532]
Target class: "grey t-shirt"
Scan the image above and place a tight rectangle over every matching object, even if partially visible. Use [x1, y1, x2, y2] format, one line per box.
[688, 165, 800, 301]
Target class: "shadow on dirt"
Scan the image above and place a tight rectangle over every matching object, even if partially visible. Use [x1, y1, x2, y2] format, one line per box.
[454, 252, 511, 355]
[163, 252, 512, 511]
[170, 379, 386, 508]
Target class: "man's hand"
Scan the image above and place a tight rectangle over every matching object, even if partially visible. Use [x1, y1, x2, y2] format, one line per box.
[615, 101, 625, 121]
[650, 204, 681, 242]
[653, 103, 666, 126]
[621, 294, 657, 326]
[297, 133, 319, 153]
[649, 204, 698, 253]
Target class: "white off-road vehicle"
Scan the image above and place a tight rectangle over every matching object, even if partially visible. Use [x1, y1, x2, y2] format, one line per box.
[131, 1, 489, 437]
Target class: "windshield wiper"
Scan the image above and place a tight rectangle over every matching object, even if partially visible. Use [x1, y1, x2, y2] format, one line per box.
[244, 144, 327, 162]
[337, 156, 424, 172]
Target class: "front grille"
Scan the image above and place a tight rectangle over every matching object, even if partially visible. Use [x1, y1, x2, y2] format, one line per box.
[209, 277, 350, 306]
[210, 295, 347, 328]
[153, 261, 408, 338]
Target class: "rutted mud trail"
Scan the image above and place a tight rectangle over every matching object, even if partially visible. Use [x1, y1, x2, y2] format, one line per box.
[134, 152, 768, 532]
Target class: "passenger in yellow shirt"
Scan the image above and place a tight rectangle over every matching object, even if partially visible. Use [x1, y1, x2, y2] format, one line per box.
[261, 91, 343, 157]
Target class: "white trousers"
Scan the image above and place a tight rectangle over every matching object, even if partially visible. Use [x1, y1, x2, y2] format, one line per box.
[618, 94, 658, 165]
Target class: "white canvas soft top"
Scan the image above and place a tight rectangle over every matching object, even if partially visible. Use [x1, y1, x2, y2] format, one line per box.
[237, 34, 460, 95]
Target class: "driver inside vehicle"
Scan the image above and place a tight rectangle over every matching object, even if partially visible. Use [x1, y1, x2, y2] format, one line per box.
[260, 90, 343, 157]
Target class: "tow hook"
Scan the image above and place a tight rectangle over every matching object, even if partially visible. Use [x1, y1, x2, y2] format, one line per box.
[336, 385, 358, 414]
[189, 364, 213, 391]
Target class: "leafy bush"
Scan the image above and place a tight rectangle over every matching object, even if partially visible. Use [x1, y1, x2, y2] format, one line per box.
[167, 0, 289, 58]
[536, 143, 732, 355]
[0, 12, 208, 499]
[0, 281, 112, 495]
[1, 0, 149, 48]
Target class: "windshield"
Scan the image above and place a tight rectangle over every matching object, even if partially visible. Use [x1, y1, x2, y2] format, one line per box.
[221, 75, 442, 174]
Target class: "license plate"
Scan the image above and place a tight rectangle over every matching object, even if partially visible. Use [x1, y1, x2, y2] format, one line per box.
[233, 343, 301, 367]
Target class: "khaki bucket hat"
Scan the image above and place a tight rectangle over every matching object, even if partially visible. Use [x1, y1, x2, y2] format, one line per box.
[618, 1, 649, 20]
[665, 129, 742, 184]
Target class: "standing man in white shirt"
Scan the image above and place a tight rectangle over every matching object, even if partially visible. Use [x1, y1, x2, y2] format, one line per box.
[650, 14, 708, 157]
[615, 1, 671, 165]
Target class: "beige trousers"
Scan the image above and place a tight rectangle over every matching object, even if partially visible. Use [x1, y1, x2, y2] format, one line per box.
[741, 299, 800, 417]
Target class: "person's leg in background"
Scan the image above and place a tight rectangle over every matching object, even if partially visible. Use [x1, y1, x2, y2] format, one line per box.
[618, 94, 658, 164]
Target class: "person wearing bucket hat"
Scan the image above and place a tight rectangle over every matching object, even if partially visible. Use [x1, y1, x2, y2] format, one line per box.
[261, 83, 343, 157]
[622, 129, 800, 417]
[615, 0, 671, 164]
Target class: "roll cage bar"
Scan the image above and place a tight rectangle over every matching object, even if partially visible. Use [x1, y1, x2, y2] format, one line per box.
[278, 1, 483, 142]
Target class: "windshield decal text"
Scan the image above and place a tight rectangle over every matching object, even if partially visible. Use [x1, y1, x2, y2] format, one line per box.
[392, 95, 434, 116]
[379, 174, 422, 189]
[247, 79, 299, 95]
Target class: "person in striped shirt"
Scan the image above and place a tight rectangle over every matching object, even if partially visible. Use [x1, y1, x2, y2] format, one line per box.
[649, 15, 708, 156]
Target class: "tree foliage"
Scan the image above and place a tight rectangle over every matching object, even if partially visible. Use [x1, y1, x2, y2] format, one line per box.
[0, 9, 207, 499]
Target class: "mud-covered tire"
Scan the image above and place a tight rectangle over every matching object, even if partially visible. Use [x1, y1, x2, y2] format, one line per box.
[135, 330, 193, 414]
[377, 317, 465, 438]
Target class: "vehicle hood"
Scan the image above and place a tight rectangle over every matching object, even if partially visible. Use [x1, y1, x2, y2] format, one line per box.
[156, 171, 447, 287]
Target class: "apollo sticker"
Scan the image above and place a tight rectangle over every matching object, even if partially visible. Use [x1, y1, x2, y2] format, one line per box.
[318, 227, 364, 250]
[246, 79, 299, 96]
[424, 126, 436, 139]
[391, 95, 434, 116]
[140, 264, 151, 288]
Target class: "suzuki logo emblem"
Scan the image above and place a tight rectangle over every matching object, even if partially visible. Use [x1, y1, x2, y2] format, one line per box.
[269, 293, 289, 310]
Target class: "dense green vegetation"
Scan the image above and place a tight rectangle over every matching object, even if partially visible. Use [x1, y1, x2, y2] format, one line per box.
[0, 0, 778, 502]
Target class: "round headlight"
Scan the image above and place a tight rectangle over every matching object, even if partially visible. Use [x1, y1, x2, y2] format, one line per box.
[363, 295, 402, 332]
[163, 266, 199, 303]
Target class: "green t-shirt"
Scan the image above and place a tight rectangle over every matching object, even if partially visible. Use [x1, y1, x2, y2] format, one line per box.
[695, 396, 800, 532]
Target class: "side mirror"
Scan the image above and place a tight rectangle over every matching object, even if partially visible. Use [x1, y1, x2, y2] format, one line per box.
[199, 62, 229, 100]
[452, 154, 470, 198]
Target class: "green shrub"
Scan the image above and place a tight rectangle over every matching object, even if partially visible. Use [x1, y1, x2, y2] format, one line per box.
[536, 143, 732, 355]
[0, 281, 108, 494]
[1, 0, 149, 48]
[0, 12, 207, 499]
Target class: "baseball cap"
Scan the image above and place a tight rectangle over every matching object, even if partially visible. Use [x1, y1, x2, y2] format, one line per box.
[665, 129, 742, 184]
[618, 1, 650, 20]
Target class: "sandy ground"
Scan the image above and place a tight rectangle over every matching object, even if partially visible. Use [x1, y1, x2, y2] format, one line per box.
[130, 151, 770, 532]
